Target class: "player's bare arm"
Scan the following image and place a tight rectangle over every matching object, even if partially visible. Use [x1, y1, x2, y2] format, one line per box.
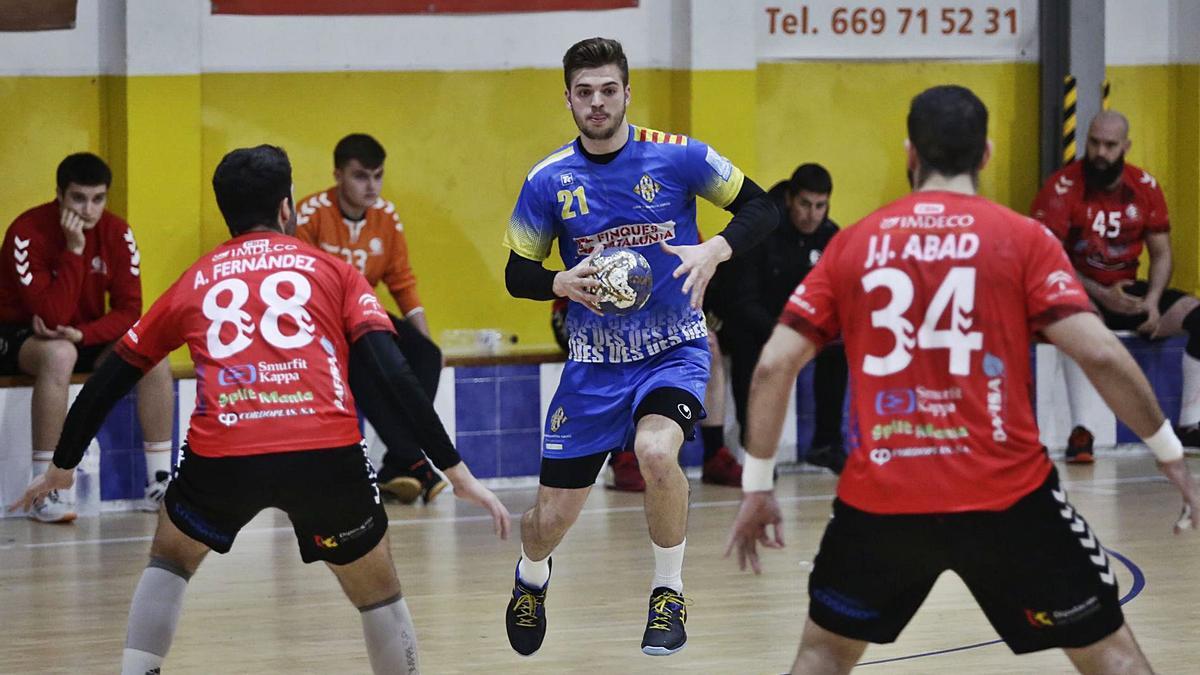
[726, 324, 817, 573]
[1079, 274, 1142, 316]
[1138, 232, 1173, 337]
[1043, 312, 1199, 531]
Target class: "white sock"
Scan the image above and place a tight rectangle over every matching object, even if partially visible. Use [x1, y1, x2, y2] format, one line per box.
[652, 539, 685, 593]
[1181, 353, 1200, 427]
[144, 443, 173, 479]
[32, 451, 53, 479]
[518, 546, 551, 589]
[360, 596, 420, 675]
[121, 648, 162, 675]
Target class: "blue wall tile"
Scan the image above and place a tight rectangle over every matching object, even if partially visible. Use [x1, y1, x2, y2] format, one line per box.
[455, 433, 500, 479]
[498, 378, 542, 431]
[498, 430, 542, 476]
[455, 380, 499, 433]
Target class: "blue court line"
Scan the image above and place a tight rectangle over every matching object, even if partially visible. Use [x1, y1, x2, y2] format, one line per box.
[854, 547, 1146, 668]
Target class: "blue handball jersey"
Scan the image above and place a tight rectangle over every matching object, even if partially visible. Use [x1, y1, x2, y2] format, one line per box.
[505, 125, 745, 364]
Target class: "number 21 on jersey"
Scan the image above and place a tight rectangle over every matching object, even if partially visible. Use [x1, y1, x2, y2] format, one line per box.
[862, 267, 982, 376]
[557, 186, 590, 220]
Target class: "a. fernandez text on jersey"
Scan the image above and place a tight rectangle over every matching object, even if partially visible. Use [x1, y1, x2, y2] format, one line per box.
[505, 125, 745, 364]
[116, 231, 395, 457]
[781, 191, 1095, 514]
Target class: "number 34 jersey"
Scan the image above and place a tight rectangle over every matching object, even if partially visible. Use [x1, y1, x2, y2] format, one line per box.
[116, 231, 395, 458]
[782, 191, 1094, 514]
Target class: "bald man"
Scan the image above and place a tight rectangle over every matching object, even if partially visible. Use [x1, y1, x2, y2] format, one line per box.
[1032, 111, 1200, 460]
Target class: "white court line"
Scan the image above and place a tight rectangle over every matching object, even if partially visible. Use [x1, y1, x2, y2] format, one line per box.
[8, 493, 838, 551]
[3, 473, 1172, 552]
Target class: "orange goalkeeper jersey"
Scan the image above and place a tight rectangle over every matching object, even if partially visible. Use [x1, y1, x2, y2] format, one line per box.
[295, 188, 422, 315]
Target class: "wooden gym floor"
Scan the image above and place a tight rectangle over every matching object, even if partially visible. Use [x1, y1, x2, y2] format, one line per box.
[1, 454, 1196, 674]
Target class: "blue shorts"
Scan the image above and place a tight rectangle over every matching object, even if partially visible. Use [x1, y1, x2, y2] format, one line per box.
[542, 340, 710, 460]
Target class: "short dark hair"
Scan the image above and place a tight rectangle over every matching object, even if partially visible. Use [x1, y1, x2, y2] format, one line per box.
[786, 163, 832, 196]
[334, 133, 386, 169]
[212, 145, 293, 236]
[907, 85, 988, 180]
[56, 153, 112, 191]
[563, 37, 628, 89]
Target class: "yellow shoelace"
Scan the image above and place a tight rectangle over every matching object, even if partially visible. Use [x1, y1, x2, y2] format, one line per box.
[648, 591, 690, 631]
[513, 591, 541, 628]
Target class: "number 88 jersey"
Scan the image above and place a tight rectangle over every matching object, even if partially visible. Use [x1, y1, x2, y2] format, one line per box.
[116, 231, 396, 458]
[782, 192, 1094, 515]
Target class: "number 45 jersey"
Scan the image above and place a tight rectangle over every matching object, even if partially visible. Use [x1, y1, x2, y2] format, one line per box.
[783, 191, 1094, 514]
[116, 231, 395, 458]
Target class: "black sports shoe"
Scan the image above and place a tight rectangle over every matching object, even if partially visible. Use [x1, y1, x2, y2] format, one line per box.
[806, 445, 846, 474]
[378, 458, 447, 505]
[1065, 425, 1095, 464]
[641, 586, 688, 656]
[376, 464, 422, 504]
[505, 558, 551, 656]
[419, 464, 448, 505]
[1175, 424, 1200, 454]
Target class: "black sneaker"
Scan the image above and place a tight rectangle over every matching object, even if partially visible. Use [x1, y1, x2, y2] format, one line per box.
[806, 445, 846, 474]
[1065, 425, 1095, 464]
[640, 586, 688, 656]
[378, 458, 445, 505]
[419, 464, 448, 505]
[1175, 424, 1200, 457]
[505, 558, 551, 656]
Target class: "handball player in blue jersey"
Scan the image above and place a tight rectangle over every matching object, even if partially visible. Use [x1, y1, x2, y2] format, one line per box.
[502, 37, 778, 656]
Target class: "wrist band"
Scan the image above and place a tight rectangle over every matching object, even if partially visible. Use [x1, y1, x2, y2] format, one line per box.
[1143, 420, 1184, 463]
[742, 455, 776, 492]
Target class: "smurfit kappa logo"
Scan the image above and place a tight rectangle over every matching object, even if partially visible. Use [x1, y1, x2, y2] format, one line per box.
[217, 364, 257, 386]
[875, 389, 916, 415]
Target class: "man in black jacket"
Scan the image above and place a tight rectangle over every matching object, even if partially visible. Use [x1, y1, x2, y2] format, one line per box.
[708, 163, 848, 472]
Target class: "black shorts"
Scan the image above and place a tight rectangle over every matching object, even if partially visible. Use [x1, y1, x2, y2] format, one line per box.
[1097, 280, 1189, 331]
[0, 323, 111, 376]
[539, 386, 701, 489]
[164, 442, 388, 566]
[808, 469, 1124, 654]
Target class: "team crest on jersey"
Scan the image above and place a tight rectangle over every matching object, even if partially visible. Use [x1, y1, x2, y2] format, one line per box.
[1125, 204, 1140, 221]
[560, 172, 574, 186]
[549, 406, 567, 432]
[633, 174, 661, 204]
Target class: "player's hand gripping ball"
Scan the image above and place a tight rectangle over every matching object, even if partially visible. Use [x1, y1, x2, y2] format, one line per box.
[592, 247, 652, 315]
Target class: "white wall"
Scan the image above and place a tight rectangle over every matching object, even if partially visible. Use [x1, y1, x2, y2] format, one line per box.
[1106, 0, 1200, 65]
[2, 1, 1196, 77]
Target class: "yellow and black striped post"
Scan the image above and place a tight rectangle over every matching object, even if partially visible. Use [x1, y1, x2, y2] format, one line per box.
[1102, 79, 1111, 111]
[1062, 75, 1078, 164]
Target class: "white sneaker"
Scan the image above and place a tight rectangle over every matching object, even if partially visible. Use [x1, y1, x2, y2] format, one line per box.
[29, 490, 77, 524]
[138, 471, 171, 513]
